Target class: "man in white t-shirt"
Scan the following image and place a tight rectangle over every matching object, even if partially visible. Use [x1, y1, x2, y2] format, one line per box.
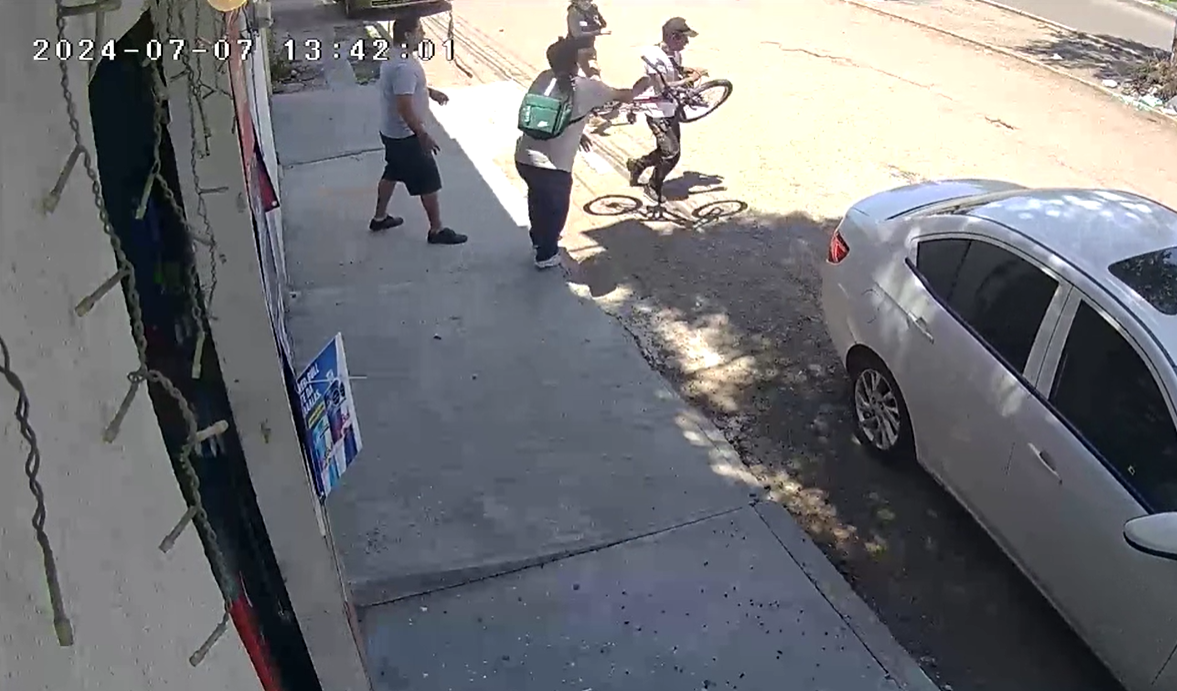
[370, 15, 466, 245]
[625, 17, 707, 202]
[515, 36, 647, 269]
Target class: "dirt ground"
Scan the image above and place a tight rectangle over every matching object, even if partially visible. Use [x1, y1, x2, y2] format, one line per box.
[273, 0, 1177, 689]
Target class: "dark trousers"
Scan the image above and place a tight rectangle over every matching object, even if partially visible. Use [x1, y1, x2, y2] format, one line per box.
[516, 162, 573, 261]
[634, 116, 682, 193]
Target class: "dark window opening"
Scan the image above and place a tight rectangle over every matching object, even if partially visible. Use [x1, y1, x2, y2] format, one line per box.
[88, 11, 320, 691]
[915, 238, 1057, 371]
[1108, 246, 1177, 316]
[1050, 302, 1177, 511]
[915, 237, 969, 298]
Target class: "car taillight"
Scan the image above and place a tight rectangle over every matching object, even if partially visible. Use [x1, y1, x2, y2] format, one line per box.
[828, 229, 849, 264]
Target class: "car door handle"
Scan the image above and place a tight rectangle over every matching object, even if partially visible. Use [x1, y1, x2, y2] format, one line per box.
[1029, 443, 1060, 480]
[911, 315, 934, 342]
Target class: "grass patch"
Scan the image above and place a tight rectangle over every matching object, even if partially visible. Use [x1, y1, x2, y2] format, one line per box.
[269, 34, 295, 84]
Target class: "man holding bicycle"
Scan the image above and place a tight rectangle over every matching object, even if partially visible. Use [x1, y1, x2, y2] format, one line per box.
[626, 17, 707, 202]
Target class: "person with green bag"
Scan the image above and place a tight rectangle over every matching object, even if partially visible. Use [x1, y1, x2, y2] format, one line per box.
[514, 36, 647, 269]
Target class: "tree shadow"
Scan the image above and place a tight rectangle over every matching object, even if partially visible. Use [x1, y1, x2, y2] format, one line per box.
[566, 196, 1123, 691]
[1015, 30, 1165, 82]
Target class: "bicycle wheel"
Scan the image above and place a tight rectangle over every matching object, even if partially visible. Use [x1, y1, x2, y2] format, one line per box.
[585, 194, 642, 217]
[692, 199, 748, 221]
[678, 79, 733, 124]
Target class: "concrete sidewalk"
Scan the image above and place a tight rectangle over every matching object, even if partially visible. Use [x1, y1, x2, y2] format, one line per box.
[273, 82, 934, 690]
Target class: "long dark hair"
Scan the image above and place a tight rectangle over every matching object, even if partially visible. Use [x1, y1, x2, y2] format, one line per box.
[546, 35, 590, 95]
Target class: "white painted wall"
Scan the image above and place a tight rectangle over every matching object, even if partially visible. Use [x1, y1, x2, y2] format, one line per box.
[0, 2, 261, 691]
[164, 5, 371, 691]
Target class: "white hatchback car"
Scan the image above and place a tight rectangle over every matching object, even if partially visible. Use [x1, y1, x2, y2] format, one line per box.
[820, 180, 1177, 691]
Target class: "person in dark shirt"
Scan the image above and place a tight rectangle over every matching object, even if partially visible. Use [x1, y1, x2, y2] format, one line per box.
[566, 0, 608, 78]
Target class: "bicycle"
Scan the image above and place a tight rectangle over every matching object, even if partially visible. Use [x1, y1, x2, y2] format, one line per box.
[593, 77, 733, 125]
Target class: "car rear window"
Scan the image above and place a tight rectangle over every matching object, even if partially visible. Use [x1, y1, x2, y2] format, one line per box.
[1108, 246, 1177, 315]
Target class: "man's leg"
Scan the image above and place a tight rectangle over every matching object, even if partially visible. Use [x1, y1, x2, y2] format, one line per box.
[543, 169, 574, 260]
[407, 141, 467, 245]
[515, 162, 544, 249]
[626, 117, 663, 185]
[580, 47, 601, 79]
[370, 137, 406, 231]
[646, 117, 681, 199]
[532, 168, 573, 265]
[661, 118, 683, 182]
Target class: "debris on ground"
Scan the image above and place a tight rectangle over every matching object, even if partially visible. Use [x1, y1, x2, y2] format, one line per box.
[1129, 56, 1177, 100]
[1121, 55, 1177, 115]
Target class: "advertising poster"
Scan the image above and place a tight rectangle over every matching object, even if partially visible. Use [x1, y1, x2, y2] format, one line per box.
[295, 334, 364, 500]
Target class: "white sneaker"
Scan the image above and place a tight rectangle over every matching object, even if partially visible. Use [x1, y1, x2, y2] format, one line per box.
[534, 254, 562, 270]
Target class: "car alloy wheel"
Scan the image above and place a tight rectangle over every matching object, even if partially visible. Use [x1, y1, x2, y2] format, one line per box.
[853, 367, 903, 451]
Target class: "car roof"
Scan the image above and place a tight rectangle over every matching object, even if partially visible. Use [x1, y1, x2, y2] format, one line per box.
[965, 188, 1177, 268]
[960, 188, 1177, 349]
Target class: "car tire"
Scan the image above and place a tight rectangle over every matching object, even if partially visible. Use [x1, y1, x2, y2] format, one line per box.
[847, 350, 915, 463]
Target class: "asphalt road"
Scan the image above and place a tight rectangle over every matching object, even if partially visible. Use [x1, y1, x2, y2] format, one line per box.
[979, 0, 1175, 50]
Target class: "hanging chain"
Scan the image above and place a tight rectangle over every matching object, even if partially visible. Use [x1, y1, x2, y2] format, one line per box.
[50, 0, 240, 661]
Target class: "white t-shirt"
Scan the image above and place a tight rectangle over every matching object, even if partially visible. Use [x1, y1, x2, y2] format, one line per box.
[636, 45, 683, 118]
[379, 53, 429, 139]
[514, 73, 613, 172]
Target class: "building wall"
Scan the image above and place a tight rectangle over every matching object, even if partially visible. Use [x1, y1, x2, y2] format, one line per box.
[162, 5, 371, 691]
[0, 2, 261, 691]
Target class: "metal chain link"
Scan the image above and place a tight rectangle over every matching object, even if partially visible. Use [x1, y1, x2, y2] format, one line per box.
[159, 0, 221, 316]
[51, 0, 240, 659]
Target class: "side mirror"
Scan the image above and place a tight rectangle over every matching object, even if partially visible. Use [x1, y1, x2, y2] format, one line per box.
[1124, 513, 1177, 560]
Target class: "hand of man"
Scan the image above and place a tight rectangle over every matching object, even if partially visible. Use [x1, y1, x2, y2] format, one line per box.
[420, 132, 440, 154]
[429, 88, 449, 105]
[579, 134, 592, 152]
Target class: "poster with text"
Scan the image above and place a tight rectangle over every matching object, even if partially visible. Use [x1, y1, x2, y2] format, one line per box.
[295, 333, 363, 500]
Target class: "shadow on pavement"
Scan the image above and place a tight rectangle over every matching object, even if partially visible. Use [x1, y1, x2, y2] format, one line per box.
[583, 192, 746, 229]
[568, 196, 1123, 691]
[662, 170, 727, 200]
[1015, 30, 1164, 81]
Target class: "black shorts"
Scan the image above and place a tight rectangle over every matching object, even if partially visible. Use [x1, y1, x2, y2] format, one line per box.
[380, 133, 442, 197]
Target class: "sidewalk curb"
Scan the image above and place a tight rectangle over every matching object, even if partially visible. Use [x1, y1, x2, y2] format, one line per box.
[756, 502, 941, 691]
[1122, 0, 1177, 19]
[673, 404, 941, 691]
[969, 0, 1156, 59]
[838, 0, 1177, 129]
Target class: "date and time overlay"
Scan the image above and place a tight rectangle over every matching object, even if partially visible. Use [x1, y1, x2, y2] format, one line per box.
[33, 36, 454, 63]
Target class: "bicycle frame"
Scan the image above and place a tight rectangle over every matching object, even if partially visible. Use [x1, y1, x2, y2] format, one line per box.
[600, 84, 708, 123]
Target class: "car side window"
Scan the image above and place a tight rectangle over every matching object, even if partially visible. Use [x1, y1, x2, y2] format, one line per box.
[915, 238, 969, 299]
[915, 239, 1058, 371]
[1050, 302, 1177, 511]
